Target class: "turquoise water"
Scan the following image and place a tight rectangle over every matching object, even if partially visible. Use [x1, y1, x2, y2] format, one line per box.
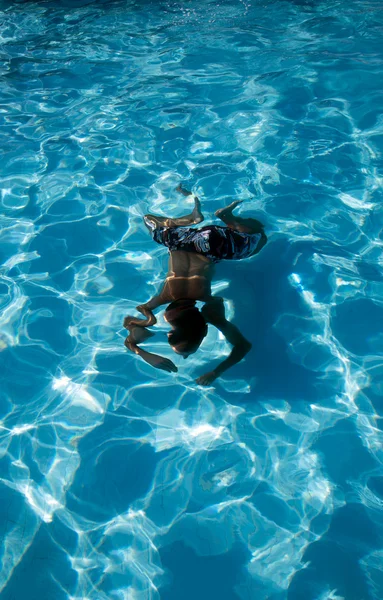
[1, 0, 383, 598]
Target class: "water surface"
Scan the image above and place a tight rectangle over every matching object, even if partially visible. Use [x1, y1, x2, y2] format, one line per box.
[0, 1, 383, 599]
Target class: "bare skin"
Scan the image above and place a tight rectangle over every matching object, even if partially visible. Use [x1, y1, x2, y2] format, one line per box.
[124, 185, 267, 386]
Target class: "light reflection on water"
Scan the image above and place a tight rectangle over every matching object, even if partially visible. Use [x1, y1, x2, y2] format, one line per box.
[0, 0, 383, 599]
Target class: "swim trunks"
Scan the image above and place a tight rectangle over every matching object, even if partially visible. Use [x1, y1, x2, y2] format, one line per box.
[144, 219, 262, 262]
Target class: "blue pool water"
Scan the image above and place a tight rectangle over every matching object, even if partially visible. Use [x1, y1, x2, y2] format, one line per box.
[1, 0, 383, 598]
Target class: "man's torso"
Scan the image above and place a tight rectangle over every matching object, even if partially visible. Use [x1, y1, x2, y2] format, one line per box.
[161, 250, 214, 302]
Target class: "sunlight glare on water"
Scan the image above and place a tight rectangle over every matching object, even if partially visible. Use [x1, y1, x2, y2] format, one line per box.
[0, 0, 383, 599]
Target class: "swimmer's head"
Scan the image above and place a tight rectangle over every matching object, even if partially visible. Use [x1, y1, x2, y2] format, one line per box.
[165, 299, 208, 358]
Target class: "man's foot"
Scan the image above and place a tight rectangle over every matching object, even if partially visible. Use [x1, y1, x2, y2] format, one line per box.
[192, 197, 204, 224]
[176, 183, 193, 196]
[215, 200, 242, 219]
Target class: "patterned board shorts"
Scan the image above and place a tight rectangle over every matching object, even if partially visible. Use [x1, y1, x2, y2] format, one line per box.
[144, 220, 262, 262]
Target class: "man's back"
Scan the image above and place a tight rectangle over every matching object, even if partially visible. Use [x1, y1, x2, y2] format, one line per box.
[161, 250, 215, 303]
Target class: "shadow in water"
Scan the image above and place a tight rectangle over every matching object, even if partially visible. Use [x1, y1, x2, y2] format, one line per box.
[215, 238, 322, 404]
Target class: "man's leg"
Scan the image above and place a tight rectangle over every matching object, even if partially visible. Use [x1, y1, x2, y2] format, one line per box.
[215, 201, 264, 234]
[145, 188, 204, 229]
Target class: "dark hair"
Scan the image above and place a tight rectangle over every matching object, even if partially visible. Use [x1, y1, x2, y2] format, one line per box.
[166, 301, 208, 355]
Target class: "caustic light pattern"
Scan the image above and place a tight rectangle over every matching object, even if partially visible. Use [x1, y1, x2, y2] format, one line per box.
[0, 1, 383, 600]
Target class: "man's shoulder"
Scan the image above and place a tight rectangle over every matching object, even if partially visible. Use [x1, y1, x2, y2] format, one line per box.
[201, 296, 225, 324]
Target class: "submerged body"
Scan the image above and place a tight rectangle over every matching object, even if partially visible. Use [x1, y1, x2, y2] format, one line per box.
[124, 187, 267, 385]
[147, 221, 263, 263]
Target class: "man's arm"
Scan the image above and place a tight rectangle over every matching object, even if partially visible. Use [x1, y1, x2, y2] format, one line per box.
[123, 291, 177, 373]
[123, 294, 165, 329]
[197, 297, 252, 386]
[125, 326, 177, 373]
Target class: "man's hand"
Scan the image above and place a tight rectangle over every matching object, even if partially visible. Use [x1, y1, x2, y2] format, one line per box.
[125, 337, 177, 373]
[123, 316, 148, 329]
[127, 326, 154, 344]
[196, 370, 218, 386]
[145, 353, 178, 373]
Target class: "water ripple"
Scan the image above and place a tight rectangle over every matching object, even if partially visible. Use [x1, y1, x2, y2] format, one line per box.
[1, 1, 382, 599]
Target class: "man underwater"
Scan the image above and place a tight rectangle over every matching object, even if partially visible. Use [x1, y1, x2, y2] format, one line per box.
[124, 185, 267, 386]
